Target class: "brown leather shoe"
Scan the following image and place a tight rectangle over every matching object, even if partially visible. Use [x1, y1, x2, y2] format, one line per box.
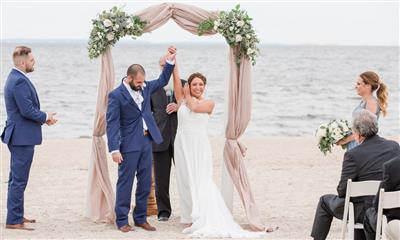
[118, 224, 134, 232]
[23, 217, 36, 223]
[5, 223, 34, 231]
[134, 222, 156, 231]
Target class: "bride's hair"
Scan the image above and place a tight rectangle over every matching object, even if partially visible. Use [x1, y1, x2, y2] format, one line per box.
[188, 72, 207, 85]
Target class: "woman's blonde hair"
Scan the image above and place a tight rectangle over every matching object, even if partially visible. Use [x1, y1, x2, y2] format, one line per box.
[360, 71, 388, 116]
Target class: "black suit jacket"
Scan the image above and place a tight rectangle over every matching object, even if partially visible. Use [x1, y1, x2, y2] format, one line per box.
[336, 135, 400, 216]
[373, 156, 400, 222]
[150, 80, 186, 152]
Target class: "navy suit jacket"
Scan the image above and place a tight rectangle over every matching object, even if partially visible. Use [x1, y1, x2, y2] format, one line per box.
[1, 68, 47, 146]
[106, 63, 174, 153]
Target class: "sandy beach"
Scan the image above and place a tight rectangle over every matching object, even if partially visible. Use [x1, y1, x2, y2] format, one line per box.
[1, 136, 398, 239]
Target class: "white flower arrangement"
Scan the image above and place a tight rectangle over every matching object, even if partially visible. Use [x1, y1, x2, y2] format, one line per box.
[316, 119, 352, 155]
[198, 4, 260, 65]
[88, 6, 146, 59]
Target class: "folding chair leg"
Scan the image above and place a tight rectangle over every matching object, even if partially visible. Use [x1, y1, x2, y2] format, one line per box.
[349, 202, 355, 240]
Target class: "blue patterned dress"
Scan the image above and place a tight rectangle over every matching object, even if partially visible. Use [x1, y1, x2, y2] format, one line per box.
[346, 97, 380, 150]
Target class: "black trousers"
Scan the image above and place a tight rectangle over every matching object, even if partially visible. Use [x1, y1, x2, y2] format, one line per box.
[153, 144, 174, 218]
[363, 208, 377, 240]
[311, 194, 366, 240]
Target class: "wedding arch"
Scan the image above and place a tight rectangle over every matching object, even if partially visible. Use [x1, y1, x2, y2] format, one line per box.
[86, 3, 265, 231]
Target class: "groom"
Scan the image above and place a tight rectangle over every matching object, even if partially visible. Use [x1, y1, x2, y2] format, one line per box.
[106, 46, 176, 232]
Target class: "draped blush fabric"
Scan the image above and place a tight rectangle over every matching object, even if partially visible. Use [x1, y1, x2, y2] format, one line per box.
[86, 48, 116, 223]
[135, 3, 219, 35]
[223, 48, 266, 231]
[87, 3, 265, 230]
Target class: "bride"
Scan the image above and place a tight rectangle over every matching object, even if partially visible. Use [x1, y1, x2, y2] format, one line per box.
[171, 59, 266, 238]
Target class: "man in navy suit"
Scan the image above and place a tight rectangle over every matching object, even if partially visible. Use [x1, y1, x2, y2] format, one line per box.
[1, 46, 57, 230]
[106, 46, 176, 232]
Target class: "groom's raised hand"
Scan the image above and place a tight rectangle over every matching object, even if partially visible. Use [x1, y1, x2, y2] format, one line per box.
[166, 46, 176, 62]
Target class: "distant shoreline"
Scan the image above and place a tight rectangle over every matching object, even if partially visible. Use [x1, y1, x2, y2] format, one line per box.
[1, 39, 398, 48]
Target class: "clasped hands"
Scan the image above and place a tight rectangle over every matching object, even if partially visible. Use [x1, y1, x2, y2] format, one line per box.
[46, 112, 58, 126]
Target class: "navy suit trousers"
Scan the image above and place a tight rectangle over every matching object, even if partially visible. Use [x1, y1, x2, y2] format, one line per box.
[115, 137, 152, 228]
[6, 145, 34, 224]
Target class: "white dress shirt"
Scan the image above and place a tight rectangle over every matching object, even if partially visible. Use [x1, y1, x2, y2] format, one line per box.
[122, 80, 148, 131]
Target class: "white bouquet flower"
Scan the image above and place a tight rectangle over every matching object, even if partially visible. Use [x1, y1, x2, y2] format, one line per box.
[316, 119, 352, 155]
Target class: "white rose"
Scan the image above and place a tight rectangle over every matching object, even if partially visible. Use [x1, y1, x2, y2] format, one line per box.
[106, 33, 114, 41]
[332, 127, 345, 141]
[247, 48, 254, 54]
[103, 19, 112, 27]
[328, 121, 339, 132]
[334, 128, 342, 136]
[333, 132, 344, 142]
[214, 20, 220, 27]
[229, 26, 234, 31]
[246, 34, 251, 39]
[235, 34, 242, 42]
[236, 20, 244, 27]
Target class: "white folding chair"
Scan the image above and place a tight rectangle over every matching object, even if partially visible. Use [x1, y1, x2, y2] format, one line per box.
[341, 179, 381, 240]
[384, 220, 400, 240]
[375, 189, 400, 240]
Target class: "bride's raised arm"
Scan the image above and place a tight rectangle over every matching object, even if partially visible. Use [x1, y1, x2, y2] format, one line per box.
[173, 62, 184, 103]
[183, 84, 215, 114]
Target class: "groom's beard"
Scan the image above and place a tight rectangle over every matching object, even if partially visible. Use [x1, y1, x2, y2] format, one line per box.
[130, 82, 142, 91]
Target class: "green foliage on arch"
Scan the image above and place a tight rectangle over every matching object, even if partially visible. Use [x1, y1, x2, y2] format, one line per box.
[198, 4, 260, 65]
[88, 6, 146, 59]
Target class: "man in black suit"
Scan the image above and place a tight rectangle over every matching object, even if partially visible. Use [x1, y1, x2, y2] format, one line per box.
[311, 109, 400, 240]
[363, 156, 400, 240]
[150, 57, 186, 221]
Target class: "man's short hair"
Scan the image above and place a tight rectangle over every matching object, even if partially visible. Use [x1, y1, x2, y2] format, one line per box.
[126, 64, 145, 79]
[13, 46, 31, 64]
[352, 109, 378, 138]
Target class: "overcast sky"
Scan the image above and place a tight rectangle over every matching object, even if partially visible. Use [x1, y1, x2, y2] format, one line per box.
[1, 0, 399, 45]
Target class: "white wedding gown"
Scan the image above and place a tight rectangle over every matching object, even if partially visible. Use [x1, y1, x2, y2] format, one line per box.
[174, 103, 265, 238]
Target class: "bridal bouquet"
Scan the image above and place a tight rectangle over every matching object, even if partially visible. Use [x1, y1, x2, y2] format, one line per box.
[198, 4, 260, 66]
[316, 119, 352, 155]
[88, 6, 146, 59]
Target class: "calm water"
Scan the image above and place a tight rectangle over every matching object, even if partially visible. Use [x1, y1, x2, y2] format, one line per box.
[1, 42, 399, 138]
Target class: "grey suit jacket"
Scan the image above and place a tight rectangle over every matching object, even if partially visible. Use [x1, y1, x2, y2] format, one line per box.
[337, 135, 400, 215]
